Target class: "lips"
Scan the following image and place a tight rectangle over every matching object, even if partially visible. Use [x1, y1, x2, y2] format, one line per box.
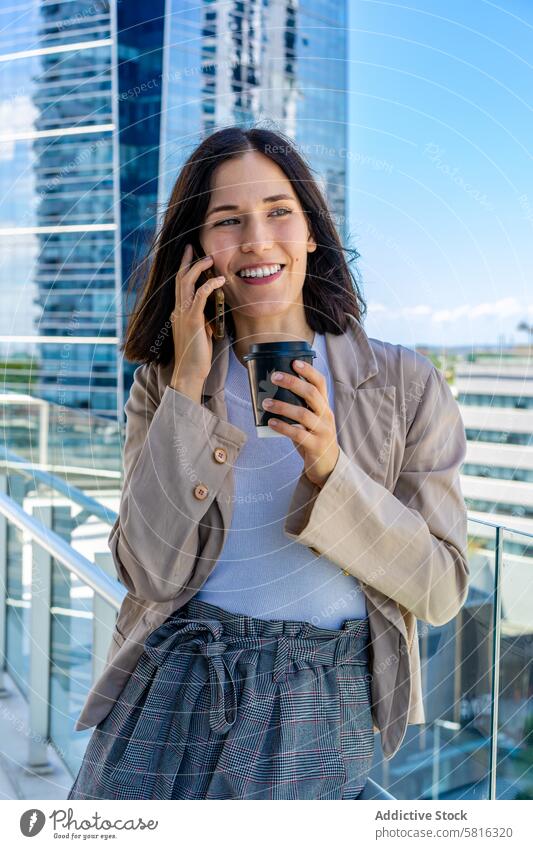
[237, 265, 285, 285]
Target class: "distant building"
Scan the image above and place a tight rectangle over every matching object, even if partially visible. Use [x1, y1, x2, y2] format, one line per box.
[455, 352, 533, 542]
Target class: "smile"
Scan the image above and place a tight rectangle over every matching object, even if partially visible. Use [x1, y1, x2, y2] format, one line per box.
[237, 265, 285, 285]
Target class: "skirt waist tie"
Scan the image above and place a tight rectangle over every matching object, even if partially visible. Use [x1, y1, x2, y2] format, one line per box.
[143, 615, 370, 736]
[144, 617, 264, 734]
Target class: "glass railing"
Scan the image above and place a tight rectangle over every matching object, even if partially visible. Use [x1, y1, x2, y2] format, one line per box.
[0, 390, 124, 774]
[369, 518, 533, 800]
[0, 388, 123, 498]
[0, 391, 532, 798]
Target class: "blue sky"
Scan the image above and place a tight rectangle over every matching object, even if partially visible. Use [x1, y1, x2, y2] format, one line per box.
[347, 0, 532, 348]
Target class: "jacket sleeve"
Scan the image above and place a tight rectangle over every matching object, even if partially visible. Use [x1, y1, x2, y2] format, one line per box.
[108, 363, 247, 602]
[283, 365, 469, 627]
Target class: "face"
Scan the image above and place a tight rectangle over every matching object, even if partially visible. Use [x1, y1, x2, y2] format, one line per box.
[198, 150, 317, 323]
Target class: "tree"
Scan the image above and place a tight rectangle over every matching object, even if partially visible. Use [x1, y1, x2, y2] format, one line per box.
[517, 321, 533, 342]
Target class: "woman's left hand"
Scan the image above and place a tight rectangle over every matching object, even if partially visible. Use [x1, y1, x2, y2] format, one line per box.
[262, 359, 340, 488]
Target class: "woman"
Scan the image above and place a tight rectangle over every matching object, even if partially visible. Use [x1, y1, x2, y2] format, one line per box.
[68, 126, 469, 800]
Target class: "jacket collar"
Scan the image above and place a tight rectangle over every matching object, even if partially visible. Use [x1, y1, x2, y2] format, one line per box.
[201, 313, 379, 400]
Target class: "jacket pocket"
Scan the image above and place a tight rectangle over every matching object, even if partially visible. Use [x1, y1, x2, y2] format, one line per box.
[104, 624, 127, 667]
[398, 604, 416, 653]
[112, 625, 126, 648]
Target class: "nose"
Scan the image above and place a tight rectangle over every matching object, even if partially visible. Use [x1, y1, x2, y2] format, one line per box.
[240, 212, 274, 253]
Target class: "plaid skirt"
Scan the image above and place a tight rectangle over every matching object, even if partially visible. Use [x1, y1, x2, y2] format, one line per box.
[68, 597, 374, 800]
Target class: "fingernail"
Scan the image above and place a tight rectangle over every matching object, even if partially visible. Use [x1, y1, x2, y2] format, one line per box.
[293, 360, 304, 368]
[272, 372, 283, 381]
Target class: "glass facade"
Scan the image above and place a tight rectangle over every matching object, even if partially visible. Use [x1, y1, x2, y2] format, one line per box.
[1, 0, 349, 420]
[465, 428, 533, 447]
[462, 463, 533, 484]
[116, 0, 165, 397]
[465, 499, 532, 519]
[0, 0, 121, 418]
[457, 356, 532, 533]
[459, 393, 533, 410]
[159, 0, 349, 241]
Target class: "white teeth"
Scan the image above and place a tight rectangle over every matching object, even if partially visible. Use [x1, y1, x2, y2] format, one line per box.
[238, 264, 282, 278]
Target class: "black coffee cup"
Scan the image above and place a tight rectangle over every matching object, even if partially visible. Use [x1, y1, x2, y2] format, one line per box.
[242, 340, 317, 438]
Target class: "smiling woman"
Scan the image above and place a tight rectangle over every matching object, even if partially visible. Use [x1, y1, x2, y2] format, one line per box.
[68, 125, 469, 802]
[121, 125, 366, 367]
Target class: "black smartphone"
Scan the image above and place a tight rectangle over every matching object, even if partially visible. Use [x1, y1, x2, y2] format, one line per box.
[191, 244, 225, 339]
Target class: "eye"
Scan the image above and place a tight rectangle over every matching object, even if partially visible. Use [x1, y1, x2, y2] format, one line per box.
[213, 207, 293, 226]
[213, 217, 238, 227]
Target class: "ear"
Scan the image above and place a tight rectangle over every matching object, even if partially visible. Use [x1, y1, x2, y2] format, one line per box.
[307, 231, 317, 253]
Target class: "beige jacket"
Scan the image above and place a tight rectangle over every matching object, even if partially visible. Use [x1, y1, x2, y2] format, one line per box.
[74, 314, 469, 760]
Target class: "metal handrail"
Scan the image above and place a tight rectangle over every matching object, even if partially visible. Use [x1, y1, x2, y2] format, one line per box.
[488, 524, 503, 800]
[0, 491, 123, 609]
[359, 776, 396, 800]
[466, 514, 533, 540]
[0, 446, 118, 526]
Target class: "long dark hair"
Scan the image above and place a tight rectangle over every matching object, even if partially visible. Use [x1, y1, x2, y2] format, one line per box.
[122, 125, 367, 365]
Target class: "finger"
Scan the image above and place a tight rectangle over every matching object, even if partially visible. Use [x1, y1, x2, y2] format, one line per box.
[268, 418, 309, 443]
[262, 399, 317, 429]
[175, 244, 194, 310]
[176, 246, 213, 308]
[177, 242, 193, 274]
[191, 276, 225, 315]
[272, 370, 324, 412]
[292, 360, 327, 395]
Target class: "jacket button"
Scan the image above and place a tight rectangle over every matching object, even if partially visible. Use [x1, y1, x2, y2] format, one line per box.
[213, 447, 227, 464]
[193, 483, 209, 500]
[342, 569, 350, 576]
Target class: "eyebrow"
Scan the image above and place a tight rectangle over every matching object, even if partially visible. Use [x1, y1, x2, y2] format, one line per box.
[205, 193, 295, 218]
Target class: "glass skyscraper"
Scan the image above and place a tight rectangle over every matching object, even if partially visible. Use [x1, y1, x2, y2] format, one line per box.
[159, 0, 349, 238]
[0, 0, 121, 418]
[0, 0, 348, 421]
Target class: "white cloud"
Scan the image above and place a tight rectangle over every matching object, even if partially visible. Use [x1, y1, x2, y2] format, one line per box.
[369, 297, 530, 325]
[0, 94, 38, 161]
[400, 304, 432, 317]
[470, 297, 521, 318]
[432, 304, 472, 323]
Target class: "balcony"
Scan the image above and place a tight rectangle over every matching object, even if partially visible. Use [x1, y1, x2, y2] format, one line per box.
[0, 391, 531, 800]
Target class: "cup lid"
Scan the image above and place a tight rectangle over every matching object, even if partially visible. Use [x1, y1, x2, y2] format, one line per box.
[243, 340, 316, 362]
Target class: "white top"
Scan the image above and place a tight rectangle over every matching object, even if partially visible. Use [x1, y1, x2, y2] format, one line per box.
[195, 331, 368, 628]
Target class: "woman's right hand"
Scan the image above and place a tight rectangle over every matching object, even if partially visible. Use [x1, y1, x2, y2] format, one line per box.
[170, 243, 225, 389]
